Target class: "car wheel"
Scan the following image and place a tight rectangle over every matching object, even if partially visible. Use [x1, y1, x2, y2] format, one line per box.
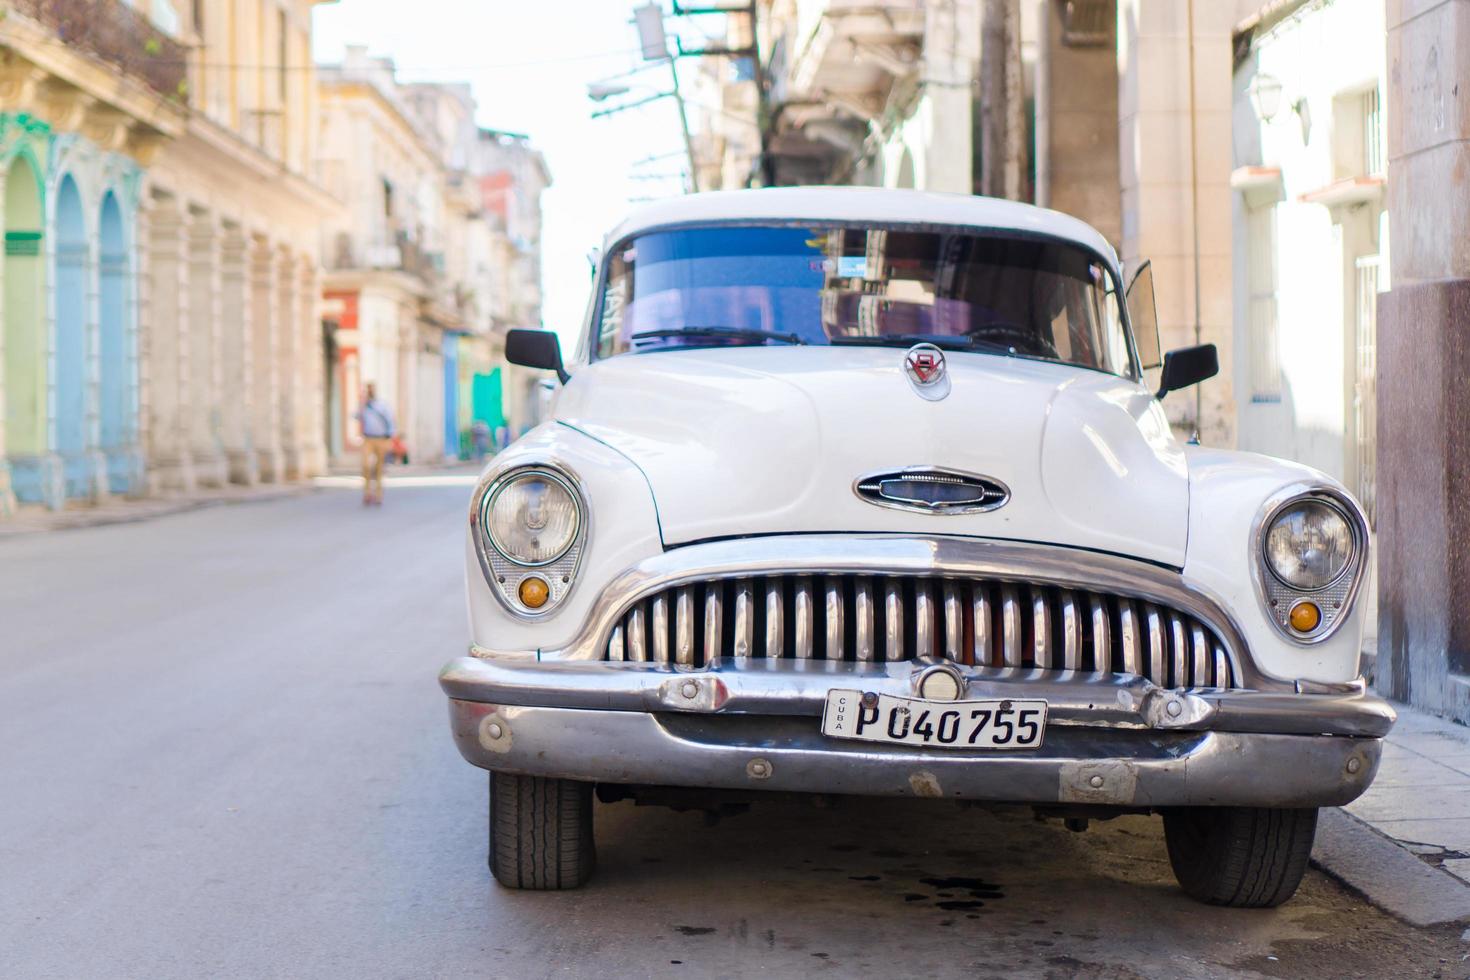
[488, 772, 596, 889]
[1162, 806, 1317, 908]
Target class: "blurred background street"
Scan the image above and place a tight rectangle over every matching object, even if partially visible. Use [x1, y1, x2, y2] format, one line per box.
[0, 482, 1465, 980]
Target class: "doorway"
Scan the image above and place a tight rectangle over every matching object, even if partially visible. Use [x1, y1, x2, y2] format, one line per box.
[53, 175, 88, 498]
[3, 154, 46, 502]
[98, 191, 134, 493]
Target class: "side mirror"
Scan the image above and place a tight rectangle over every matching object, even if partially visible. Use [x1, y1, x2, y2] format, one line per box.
[506, 328, 570, 384]
[1156, 344, 1218, 398]
[1125, 259, 1162, 370]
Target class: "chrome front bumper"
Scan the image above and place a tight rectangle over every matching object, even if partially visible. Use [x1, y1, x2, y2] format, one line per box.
[440, 657, 1393, 808]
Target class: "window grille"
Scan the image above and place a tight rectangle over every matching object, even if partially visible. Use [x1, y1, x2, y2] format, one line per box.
[1247, 206, 1281, 403]
[1061, 0, 1113, 46]
[1362, 87, 1384, 176]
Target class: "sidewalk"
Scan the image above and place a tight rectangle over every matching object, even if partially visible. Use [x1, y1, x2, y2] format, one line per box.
[0, 458, 484, 538]
[1314, 695, 1470, 926]
[317, 456, 484, 489]
[1348, 706, 1470, 870]
[326, 452, 488, 479]
[0, 482, 315, 538]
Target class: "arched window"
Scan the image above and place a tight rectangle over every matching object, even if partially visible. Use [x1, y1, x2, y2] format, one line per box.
[53, 175, 89, 497]
[3, 153, 47, 502]
[99, 191, 136, 493]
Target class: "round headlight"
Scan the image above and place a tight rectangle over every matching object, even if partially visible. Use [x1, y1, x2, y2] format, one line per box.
[1264, 498, 1355, 590]
[484, 471, 581, 565]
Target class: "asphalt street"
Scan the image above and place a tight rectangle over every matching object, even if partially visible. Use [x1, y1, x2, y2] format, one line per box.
[1, 481, 1466, 979]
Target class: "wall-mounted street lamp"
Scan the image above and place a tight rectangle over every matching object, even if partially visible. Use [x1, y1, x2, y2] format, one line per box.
[1248, 72, 1283, 122]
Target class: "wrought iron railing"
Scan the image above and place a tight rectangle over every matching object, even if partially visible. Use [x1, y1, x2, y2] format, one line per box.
[12, 0, 190, 103]
[323, 229, 445, 286]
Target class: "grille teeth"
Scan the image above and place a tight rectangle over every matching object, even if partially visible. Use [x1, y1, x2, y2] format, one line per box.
[604, 574, 1237, 690]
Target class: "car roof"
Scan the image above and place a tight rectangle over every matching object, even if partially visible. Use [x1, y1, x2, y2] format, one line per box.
[604, 186, 1120, 269]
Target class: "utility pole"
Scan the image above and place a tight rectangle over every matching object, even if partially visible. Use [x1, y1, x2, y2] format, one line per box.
[666, 53, 700, 193]
[633, 2, 700, 193]
[979, 0, 1026, 200]
[671, 0, 768, 186]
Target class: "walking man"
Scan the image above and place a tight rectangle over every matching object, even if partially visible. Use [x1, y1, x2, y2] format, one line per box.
[357, 383, 395, 506]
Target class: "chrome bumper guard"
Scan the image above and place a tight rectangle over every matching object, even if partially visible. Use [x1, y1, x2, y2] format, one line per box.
[440, 657, 1393, 808]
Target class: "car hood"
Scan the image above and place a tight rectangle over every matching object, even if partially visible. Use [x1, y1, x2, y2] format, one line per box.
[554, 347, 1189, 567]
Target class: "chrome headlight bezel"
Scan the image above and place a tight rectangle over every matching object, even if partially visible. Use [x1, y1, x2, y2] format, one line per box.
[1251, 486, 1369, 645]
[484, 469, 582, 566]
[471, 464, 590, 619]
[1263, 496, 1356, 591]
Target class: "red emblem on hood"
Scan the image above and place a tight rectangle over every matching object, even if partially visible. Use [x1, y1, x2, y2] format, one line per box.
[904, 344, 946, 386]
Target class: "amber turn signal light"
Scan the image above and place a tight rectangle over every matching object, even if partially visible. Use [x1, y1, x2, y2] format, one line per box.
[1288, 600, 1322, 634]
[518, 576, 550, 609]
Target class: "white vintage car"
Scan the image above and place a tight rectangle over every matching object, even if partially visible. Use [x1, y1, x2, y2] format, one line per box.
[440, 188, 1392, 906]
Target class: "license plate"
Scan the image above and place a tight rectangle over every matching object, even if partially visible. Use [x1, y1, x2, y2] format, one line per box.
[821, 690, 1047, 750]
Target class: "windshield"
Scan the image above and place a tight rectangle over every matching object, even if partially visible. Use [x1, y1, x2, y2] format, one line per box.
[592, 223, 1133, 376]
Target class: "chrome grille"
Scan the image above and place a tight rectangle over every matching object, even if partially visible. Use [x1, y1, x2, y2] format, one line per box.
[603, 573, 1237, 689]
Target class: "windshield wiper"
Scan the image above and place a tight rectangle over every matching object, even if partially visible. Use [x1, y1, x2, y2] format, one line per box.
[829, 334, 1015, 355]
[631, 326, 807, 346]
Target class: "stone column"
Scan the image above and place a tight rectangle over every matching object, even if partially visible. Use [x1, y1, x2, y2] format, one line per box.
[187, 208, 228, 486]
[1116, 0, 1235, 444]
[249, 234, 283, 482]
[143, 192, 194, 493]
[275, 245, 302, 480]
[1376, 0, 1470, 723]
[398, 309, 416, 462]
[81, 230, 108, 502]
[132, 201, 151, 495]
[920, 0, 979, 194]
[218, 224, 257, 484]
[296, 255, 326, 477]
[1035, 0, 1121, 245]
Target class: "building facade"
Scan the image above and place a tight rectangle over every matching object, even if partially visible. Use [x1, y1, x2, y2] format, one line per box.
[472, 128, 552, 440]
[316, 50, 551, 466]
[143, 0, 336, 492]
[0, 0, 336, 516]
[1230, 0, 1387, 521]
[318, 49, 451, 464]
[0, 1, 181, 512]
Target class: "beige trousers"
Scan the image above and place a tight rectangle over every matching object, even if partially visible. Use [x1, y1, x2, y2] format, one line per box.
[362, 437, 390, 499]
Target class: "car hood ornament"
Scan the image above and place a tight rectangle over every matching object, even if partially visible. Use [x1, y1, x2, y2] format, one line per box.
[903, 343, 950, 401]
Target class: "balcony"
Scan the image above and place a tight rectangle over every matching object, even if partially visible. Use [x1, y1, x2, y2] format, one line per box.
[328, 229, 443, 286]
[767, 0, 924, 184]
[12, 0, 189, 102]
[786, 0, 924, 111]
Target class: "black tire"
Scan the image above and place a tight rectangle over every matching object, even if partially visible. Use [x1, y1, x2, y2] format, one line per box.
[488, 772, 596, 889]
[1163, 806, 1317, 908]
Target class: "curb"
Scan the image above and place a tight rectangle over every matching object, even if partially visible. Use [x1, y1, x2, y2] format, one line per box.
[1312, 806, 1470, 926]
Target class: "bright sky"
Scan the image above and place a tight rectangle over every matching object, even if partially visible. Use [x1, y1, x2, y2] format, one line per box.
[312, 0, 715, 346]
